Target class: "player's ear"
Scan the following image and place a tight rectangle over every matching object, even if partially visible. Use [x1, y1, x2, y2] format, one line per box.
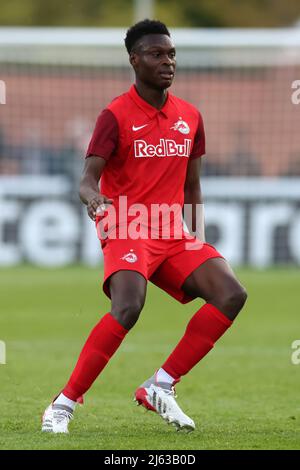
[129, 52, 138, 68]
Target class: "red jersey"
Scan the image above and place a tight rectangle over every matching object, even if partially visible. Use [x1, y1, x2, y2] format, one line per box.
[86, 85, 205, 236]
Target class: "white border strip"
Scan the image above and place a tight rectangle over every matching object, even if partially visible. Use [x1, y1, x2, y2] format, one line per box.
[202, 178, 300, 200]
[0, 176, 300, 200]
[0, 176, 71, 196]
[0, 27, 300, 47]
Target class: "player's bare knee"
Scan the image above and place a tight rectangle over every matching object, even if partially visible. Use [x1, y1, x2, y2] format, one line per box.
[212, 284, 247, 320]
[223, 285, 247, 317]
[111, 299, 144, 330]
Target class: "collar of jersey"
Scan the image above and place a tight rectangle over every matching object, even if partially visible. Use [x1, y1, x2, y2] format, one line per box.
[128, 85, 170, 119]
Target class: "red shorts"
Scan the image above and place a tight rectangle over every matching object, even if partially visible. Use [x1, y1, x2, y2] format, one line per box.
[101, 233, 224, 304]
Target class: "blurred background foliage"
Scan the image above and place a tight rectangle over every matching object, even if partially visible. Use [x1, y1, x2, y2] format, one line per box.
[0, 0, 300, 27]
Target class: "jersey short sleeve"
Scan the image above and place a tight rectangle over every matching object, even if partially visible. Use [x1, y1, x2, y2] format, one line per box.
[86, 108, 118, 160]
[190, 111, 206, 159]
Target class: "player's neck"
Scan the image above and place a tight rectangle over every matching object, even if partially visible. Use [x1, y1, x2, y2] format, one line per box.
[134, 82, 168, 110]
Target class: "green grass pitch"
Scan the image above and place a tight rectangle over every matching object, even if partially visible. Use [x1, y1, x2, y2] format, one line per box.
[0, 266, 299, 450]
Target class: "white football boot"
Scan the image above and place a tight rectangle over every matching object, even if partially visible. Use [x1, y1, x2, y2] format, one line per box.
[134, 374, 195, 432]
[41, 403, 73, 434]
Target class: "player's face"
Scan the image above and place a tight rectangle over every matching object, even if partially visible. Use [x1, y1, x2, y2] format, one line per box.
[130, 34, 176, 90]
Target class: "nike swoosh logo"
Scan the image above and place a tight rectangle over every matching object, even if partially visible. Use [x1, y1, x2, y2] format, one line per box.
[132, 124, 148, 131]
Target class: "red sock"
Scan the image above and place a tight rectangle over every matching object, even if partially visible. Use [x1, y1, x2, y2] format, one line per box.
[162, 303, 232, 380]
[63, 313, 128, 401]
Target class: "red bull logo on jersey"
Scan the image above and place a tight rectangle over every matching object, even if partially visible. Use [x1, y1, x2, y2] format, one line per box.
[134, 139, 192, 158]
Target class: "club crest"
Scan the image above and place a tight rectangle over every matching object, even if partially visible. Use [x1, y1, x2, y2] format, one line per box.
[171, 117, 190, 135]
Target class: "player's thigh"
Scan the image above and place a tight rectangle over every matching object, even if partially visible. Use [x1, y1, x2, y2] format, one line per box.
[182, 257, 244, 302]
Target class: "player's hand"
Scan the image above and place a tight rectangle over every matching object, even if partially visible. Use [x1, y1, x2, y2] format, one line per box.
[87, 194, 114, 221]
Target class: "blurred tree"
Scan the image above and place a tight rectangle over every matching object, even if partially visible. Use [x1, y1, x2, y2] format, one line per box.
[157, 0, 300, 27]
[0, 0, 300, 27]
[0, 0, 132, 26]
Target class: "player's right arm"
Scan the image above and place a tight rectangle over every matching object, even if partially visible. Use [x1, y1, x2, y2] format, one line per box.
[79, 156, 113, 221]
[80, 108, 118, 220]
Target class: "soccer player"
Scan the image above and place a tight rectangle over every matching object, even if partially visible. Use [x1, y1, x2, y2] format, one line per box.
[42, 19, 247, 434]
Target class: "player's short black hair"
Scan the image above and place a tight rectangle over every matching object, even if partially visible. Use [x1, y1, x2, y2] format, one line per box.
[125, 19, 170, 54]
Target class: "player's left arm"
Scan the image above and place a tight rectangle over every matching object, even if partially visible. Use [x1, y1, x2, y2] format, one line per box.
[184, 157, 205, 241]
[183, 109, 206, 241]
